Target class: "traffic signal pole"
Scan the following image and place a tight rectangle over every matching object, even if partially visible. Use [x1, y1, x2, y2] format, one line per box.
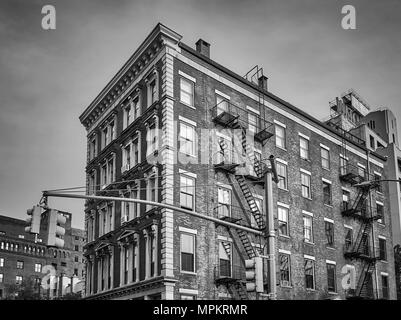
[264, 155, 278, 300]
[42, 191, 264, 236]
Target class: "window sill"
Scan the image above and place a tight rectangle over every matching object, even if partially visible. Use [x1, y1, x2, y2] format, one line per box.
[324, 204, 334, 208]
[326, 246, 336, 250]
[278, 188, 289, 192]
[280, 285, 293, 289]
[179, 152, 197, 158]
[279, 234, 291, 240]
[322, 167, 331, 172]
[377, 222, 386, 227]
[302, 197, 313, 201]
[304, 241, 315, 246]
[300, 158, 310, 162]
[181, 271, 197, 276]
[180, 101, 196, 110]
[379, 260, 388, 264]
[276, 146, 287, 152]
[328, 291, 338, 295]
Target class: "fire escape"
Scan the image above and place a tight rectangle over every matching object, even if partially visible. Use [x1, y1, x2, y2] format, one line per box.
[210, 69, 274, 299]
[339, 150, 381, 299]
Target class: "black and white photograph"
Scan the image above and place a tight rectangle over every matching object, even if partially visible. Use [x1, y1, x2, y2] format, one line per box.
[0, 0, 401, 309]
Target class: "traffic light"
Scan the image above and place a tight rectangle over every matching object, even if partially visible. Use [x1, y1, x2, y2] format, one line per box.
[46, 209, 66, 248]
[25, 205, 42, 234]
[245, 256, 264, 293]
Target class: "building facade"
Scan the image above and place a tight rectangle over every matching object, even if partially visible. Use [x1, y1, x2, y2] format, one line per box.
[0, 213, 85, 299]
[79, 23, 397, 300]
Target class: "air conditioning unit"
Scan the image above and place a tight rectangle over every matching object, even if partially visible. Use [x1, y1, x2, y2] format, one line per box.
[281, 280, 290, 287]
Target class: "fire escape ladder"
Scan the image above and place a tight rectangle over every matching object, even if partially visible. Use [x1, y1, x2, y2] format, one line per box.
[353, 223, 372, 256]
[234, 175, 265, 230]
[355, 261, 376, 299]
[227, 227, 256, 259]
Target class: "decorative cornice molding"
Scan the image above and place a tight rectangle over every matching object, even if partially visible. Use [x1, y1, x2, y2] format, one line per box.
[80, 23, 182, 130]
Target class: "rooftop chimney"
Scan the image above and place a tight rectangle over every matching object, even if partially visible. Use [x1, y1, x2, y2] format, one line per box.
[258, 75, 268, 91]
[195, 39, 210, 58]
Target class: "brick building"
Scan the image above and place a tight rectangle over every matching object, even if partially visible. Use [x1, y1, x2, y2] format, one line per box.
[0, 213, 85, 299]
[79, 23, 397, 300]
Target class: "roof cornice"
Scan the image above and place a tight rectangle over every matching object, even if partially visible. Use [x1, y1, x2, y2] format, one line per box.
[79, 23, 182, 127]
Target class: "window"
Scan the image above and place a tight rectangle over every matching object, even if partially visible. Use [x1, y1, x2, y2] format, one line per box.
[342, 190, 350, 211]
[149, 79, 157, 105]
[278, 206, 289, 236]
[377, 203, 384, 224]
[34, 263, 41, 272]
[279, 254, 291, 286]
[325, 221, 334, 247]
[339, 156, 348, 175]
[275, 124, 286, 149]
[299, 136, 309, 160]
[132, 138, 140, 166]
[61, 262, 67, 267]
[101, 155, 116, 187]
[248, 112, 259, 133]
[303, 215, 313, 243]
[101, 120, 116, 150]
[180, 175, 195, 210]
[75, 245, 79, 251]
[345, 227, 353, 250]
[146, 122, 158, 156]
[89, 171, 96, 195]
[382, 275, 389, 299]
[89, 136, 97, 160]
[0, 274, 3, 283]
[219, 241, 231, 277]
[124, 96, 140, 129]
[75, 256, 79, 262]
[181, 294, 196, 300]
[0, 258, 3, 267]
[180, 77, 194, 107]
[277, 162, 288, 190]
[180, 233, 195, 272]
[323, 181, 332, 205]
[327, 263, 336, 292]
[179, 122, 196, 156]
[17, 261, 24, 269]
[375, 174, 383, 193]
[301, 171, 311, 198]
[124, 247, 129, 284]
[304, 259, 315, 290]
[321, 147, 330, 170]
[217, 187, 231, 218]
[16, 275, 23, 285]
[18, 235, 24, 239]
[216, 95, 229, 115]
[123, 143, 131, 170]
[379, 238, 387, 261]
[370, 135, 375, 149]
[357, 165, 366, 179]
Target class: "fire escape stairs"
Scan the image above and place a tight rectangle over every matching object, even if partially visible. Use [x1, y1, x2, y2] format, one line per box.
[235, 175, 265, 230]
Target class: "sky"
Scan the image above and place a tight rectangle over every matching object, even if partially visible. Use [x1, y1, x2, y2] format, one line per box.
[0, 0, 400, 229]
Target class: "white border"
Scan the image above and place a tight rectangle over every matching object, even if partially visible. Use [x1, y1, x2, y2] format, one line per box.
[178, 70, 196, 83]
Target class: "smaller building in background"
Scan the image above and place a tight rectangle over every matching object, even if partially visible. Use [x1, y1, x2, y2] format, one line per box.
[0, 213, 85, 299]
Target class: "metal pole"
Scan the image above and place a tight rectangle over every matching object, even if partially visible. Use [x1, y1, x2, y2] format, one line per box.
[366, 151, 379, 299]
[42, 191, 264, 236]
[265, 170, 276, 300]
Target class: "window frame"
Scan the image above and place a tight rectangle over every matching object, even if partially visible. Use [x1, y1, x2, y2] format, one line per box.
[180, 232, 196, 273]
[303, 215, 313, 243]
[278, 206, 289, 237]
[299, 136, 310, 160]
[180, 77, 195, 107]
[275, 123, 286, 149]
[326, 263, 337, 293]
[277, 161, 288, 190]
[321, 147, 330, 170]
[180, 174, 195, 211]
[304, 259, 315, 290]
[301, 171, 312, 199]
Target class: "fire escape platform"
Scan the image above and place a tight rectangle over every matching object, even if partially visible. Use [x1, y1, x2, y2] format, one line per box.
[214, 162, 240, 174]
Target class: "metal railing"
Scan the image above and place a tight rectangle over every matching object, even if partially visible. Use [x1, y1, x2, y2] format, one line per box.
[213, 204, 260, 229]
[326, 122, 365, 146]
[210, 100, 274, 141]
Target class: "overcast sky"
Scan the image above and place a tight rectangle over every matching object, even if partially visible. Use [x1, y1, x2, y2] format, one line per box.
[0, 0, 400, 229]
